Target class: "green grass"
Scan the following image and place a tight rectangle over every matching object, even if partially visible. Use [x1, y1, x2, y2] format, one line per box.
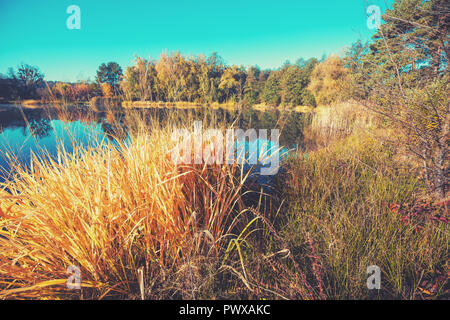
[274, 132, 448, 299]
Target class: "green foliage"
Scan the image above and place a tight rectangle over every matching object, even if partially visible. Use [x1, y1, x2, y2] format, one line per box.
[346, 0, 449, 199]
[280, 66, 306, 106]
[278, 133, 448, 299]
[300, 89, 316, 107]
[243, 66, 261, 105]
[262, 72, 281, 106]
[96, 62, 123, 95]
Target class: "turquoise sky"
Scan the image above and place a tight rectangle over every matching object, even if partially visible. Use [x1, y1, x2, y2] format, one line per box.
[0, 0, 392, 82]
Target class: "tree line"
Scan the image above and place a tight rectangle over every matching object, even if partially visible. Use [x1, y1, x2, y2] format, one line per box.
[119, 53, 327, 106]
[0, 52, 354, 107]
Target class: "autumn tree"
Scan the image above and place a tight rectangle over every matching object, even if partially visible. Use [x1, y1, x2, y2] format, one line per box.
[155, 52, 189, 102]
[53, 82, 71, 101]
[219, 67, 239, 102]
[72, 82, 92, 101]
[308, 56, 349, 106]
[184, 58, 201, 102]
[101, 83, 114, 98]
[206, 52, 225, 102]
[196, 55, 212, 103]
[120, 66, 139, 101]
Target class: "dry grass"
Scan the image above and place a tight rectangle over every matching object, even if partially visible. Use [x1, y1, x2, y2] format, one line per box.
[121, 101, 240, 111]
[302, 101, 380, 149]
[1, 102, 446, 300]
[0, 117, 256, 299]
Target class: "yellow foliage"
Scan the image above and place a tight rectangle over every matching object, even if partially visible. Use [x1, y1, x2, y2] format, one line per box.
[100, 83, 114, 97]
[308, 56, 349, 106]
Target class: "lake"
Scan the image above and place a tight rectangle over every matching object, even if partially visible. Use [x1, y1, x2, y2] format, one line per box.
[0, 105, 309, 181]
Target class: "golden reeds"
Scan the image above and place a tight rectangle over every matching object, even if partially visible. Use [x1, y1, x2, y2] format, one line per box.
[0, 117, 252, 299]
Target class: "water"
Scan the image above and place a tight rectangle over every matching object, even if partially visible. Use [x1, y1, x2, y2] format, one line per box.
[0, 105, 308, 181]
[0, 107, 111, 180]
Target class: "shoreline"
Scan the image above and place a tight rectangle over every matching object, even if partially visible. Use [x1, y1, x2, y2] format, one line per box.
[1, 100, 315, 113]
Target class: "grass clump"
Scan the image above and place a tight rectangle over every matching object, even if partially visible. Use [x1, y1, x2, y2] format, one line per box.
[277, 132, 449, 299]
[0, 118, 257, 299]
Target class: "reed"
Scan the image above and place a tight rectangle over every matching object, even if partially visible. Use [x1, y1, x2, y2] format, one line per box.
[0, 116, 256, 299]
[302, 101, 380, 149]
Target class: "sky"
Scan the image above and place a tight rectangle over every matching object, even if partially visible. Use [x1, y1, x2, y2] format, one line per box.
[0, 0, 393, 82]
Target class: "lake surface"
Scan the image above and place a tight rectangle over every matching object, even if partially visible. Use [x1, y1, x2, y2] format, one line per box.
[0, 105, 308, 181]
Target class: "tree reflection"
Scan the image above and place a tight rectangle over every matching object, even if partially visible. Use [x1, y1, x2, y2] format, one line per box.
[0, 106, 308, 149]
[101, 110, 129, 142]
[28, 118, 52, 138]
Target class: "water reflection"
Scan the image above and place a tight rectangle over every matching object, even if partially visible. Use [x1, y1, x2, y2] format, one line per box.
[28, 118, 52, 138]
[0, 105, 309, 180]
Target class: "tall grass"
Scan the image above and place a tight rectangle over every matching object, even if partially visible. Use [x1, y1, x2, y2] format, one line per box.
[303, 101, 380, 150]
[0, 116, 261, 299]
[0, 104, 447, 300]
[277, 132, 449, 299]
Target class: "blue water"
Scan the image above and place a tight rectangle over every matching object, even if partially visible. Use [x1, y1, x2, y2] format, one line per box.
[0, 119, 110, 180]
[0, 106, 303, 182]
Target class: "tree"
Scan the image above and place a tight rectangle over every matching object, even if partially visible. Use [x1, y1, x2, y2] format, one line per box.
[120, 66, 139, 101]
[219, 67, 238, 102]
[243, 66, 261, 105]
[53, 82, 71, 101]
[0, 73, 19, 101]
[262, 72, 281, 106]
[121, 56, 158, 101]
[155, 52, 189, 102]
[100, 83, 114, 98]
[197, 55, 212, 103]
[308, 56, 349, 105]
[72, 82, 92, 101]
[184, 58, 201, 102]
[96, 62, 123, 95]
[206, 52, 225, 102]
[280, 64, 316, 106]
[10, 64, 44, 99]
[347, 0, 449, 199]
